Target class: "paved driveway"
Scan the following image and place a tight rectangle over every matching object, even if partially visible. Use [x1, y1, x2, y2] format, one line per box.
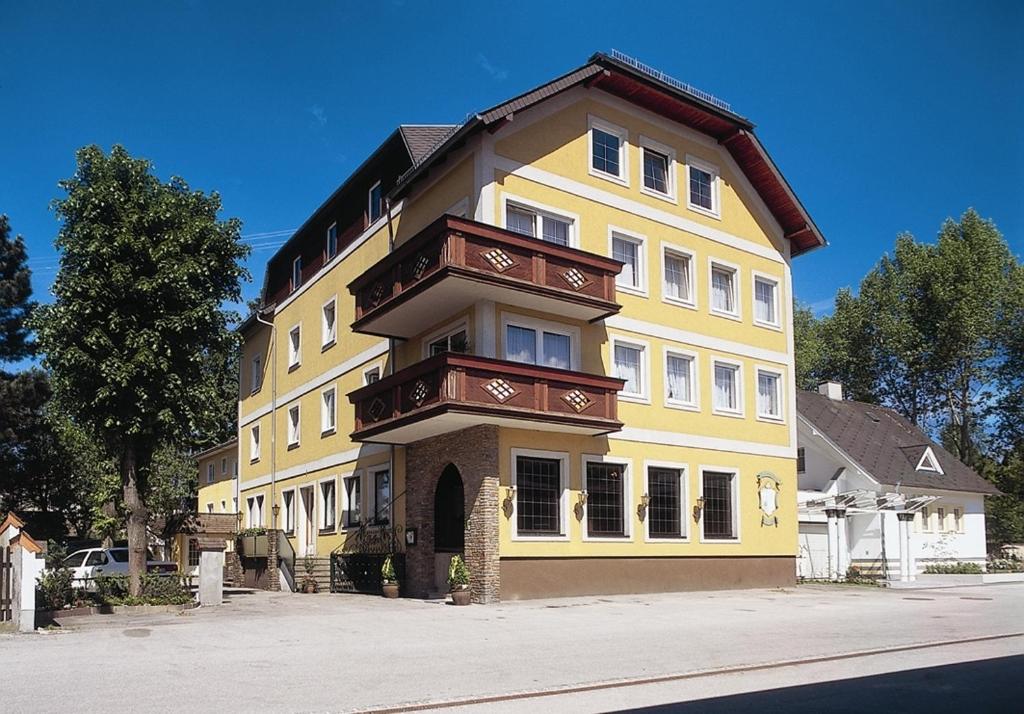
[2, 583, 1022, 713]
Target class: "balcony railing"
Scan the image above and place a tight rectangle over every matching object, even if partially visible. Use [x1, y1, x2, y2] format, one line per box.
[348, 353, 624, 444]
[348, 215, 623, 338]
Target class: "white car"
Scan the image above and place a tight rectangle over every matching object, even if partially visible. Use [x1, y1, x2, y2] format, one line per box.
[61, 547, 178, 588]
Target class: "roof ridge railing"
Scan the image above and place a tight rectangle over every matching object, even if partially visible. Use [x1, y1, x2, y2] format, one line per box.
[609, 49, 732, 112]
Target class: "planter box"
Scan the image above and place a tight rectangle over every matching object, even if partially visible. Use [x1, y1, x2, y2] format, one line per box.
[240, 535, 269, 558]
[38, 601, 197, 626]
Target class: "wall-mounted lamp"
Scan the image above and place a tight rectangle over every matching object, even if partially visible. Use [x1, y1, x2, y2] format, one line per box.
[502, 486, 516, 519]
[574, 490, 588, 521]
[272, 503, 280, 520]
[637, 492, 650, 522]
[693, 496, 706, 522]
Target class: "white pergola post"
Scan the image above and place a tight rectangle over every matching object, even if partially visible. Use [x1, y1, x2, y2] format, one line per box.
[897, 511, 915, 582]
[825, 508, 840, 581]
[835, 509, 849, 580]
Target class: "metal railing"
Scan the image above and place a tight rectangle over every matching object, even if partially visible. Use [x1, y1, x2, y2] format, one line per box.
[277, 529, 296, 592]
[610, 49, 733, 112]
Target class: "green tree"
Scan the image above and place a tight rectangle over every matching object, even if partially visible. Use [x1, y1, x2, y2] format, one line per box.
[0, 214, 34, 361]
[34, 145, 249, 595]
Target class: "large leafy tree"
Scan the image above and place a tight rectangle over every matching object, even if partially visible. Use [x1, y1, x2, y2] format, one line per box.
[34, 145, 249, 594]
[0, 214, 33, 361]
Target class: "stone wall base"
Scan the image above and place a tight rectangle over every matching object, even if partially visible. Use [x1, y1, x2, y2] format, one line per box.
[500, 556, 796, 600]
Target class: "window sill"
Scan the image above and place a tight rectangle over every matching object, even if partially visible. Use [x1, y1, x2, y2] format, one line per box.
[662, 296, 697, 311]
[700, 537, 741, 544]
[665, 400, 700, 413]
[756, 414, 785, 424]
[615, 284, 649, 299]
[288, 362, 301, 373]
[640, 186, 677, 204]
[319, 527, 336, 536]
[321, 427, 337, 437]
[753, 320, 783, 332]
[511, 534, 571, 542]
[710, 309, 743, 322]
[582, 535, 634, 542]
[618, 393, 651, 405]
[284, 530, 295, 537]
[711, 408, 745, 419]
[321, 339, 336, 352]
[687, 203, 721, 221]
[645, 536, 690, 544]
[589, 167, 629, 188]
[250, 457, 260, 464]
[287, 442, 300, 451]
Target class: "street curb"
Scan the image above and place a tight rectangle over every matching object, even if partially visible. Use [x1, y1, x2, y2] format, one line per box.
[364, 631, 1024, 713]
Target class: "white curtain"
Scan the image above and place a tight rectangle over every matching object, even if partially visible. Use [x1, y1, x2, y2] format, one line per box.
[506, 206, 535, 237]
[613, 237, 638, 288]
[758, 373, 778, 416]
[714, 364, 737, 410]
[542, 332, 571, 370]
[666, 355, 692, 402]
[615, 345, 641, 393]
[542, 216, 570, 246]
[712, 268, 734, 312]
[506, 325, 536, 364]
[755, 280, 775, 323]
[664, 254, 690, 301]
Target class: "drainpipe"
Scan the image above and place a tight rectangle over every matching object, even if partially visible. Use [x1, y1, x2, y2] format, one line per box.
[384, 197, 397, 528]
[254, 310, 278, 531]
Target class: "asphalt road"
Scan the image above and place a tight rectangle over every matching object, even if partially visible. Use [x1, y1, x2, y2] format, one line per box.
[1, 583, 1021, 713]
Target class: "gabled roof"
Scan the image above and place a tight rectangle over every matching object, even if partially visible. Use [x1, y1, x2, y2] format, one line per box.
[399, 125, 460, 165]
[393, 51, 826, 257]
[797, 390, 999, 495]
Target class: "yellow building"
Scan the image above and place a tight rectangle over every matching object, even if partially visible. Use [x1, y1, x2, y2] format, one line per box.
[237, 51, 825, 601]
[171, 440, 240, 577]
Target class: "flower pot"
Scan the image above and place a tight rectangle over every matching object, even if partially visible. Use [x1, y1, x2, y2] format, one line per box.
[450, 587, 471, 606]
[252, 534, 269, 558]
[382, 582, 399, 599]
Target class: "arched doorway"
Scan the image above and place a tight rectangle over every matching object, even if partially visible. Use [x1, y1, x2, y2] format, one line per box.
[434, 464, 465, 554]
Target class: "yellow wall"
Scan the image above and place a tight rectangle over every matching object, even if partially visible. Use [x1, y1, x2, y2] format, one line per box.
[197, 443, 238, 515]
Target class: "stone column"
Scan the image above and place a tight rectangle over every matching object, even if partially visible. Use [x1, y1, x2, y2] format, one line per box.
[265, 529, 280, 592]
[198, 539, 226, 606]
[897, 512, 915, 582]
[225, 546, 244, 587]
[825, 508, 840, 582]
[834, 508, 849, 580]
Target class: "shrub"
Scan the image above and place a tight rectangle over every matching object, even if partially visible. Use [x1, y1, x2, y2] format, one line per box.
[93, 573, 192, 606]
[38, 568, 75, 610]
[986, 558, 1024, 573]
[238, 527, 267, 537]
[448, 555, 470, 589]
[923, 562, 983, 575]
[381, 555, 397, 584]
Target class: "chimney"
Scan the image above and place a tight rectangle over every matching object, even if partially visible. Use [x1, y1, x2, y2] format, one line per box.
[817, 381, 843, 400]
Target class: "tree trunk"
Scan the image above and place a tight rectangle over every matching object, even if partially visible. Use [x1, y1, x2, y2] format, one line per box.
[122, 446, 148, 597]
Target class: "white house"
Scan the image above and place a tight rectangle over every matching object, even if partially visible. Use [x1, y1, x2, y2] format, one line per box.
[796, 383, 998, 582]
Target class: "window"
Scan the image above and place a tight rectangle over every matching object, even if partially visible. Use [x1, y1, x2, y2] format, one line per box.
[663, 247, 694, 306]
[233, 460, 238, 476]
[611, 231, 645, 294]
[712, 360, 742, 415]
[916, 447, 944, 474]
[585, 459, 628, 538]
[756, 369, 783, 420]
[754, 275, 780, 327]
[250, 425, 261, 461]
[62, 551, 88, 568]
[613, 340, 647, 401]
[221, 457, 227, 474]
[589, 117, 627, 183]
[687, 156, 719, 216]
[372, 468, 391, 525]
[936, 507, 947, 533]
[642, 147, 670, 195]
[797, 447, 806, 474]
[326, 222, 338, 260]
[504, 202, 573, 246]
[250, 355, 262, 393]
[220, 500, 226, 513]
[188, 539, 200, 568]
[427, 326, 469, 356]
[86, 550, 108, 567]
[319, 480, 336, 532]
[702, 470, 737, 540]
[247, 495, 264, 528]
[647, 466, 685, 539]
[288, 325, 301, 369]
[665, 351, 697, 408]
[953, 508, 963, 533]
[515, 454, 565, 537]
[206, 464, 215, 483]
[322, 299, 337, 347]
[343, 475, 362, 527]
[368, 182, 383, 223]
[710, 262, 739, 317]
[282, 490, 295, 534]
[505, 323, 572, 370]
[206, 503, 214, 514]
[292, 256, 302, 292]
[321, 387, 336, 434]
[363, 367, 380, 385]
[287, 405, 300, 447]
[920, 506, 932, 532]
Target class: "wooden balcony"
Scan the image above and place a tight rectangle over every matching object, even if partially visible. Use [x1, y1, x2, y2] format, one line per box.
[348, 353, 624, 444]
[348, 215, 623, 338]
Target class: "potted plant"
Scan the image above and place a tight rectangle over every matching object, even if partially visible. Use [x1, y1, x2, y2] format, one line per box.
[239, 527, 268, 557]
[300, 555, 319, 593]
[381, 554, 399, 598]
[448, 555, 471, 606]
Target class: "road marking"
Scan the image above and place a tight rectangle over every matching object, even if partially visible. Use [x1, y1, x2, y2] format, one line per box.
[363, 632, 1024, 713]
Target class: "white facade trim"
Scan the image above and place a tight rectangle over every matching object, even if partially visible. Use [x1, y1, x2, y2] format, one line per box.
[604, 314, 788, 365]
[240, 443, 391, 491]
[612, 426, 794, 458]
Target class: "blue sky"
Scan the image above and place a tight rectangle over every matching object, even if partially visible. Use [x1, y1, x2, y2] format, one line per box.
[2, 1, 1021, 319]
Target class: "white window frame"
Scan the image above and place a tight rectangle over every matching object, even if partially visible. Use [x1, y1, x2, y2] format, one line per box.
[368, 463, 393, 526]
[708, 258, 742, 321]
[643, 460, 690, 543]
[610, 335, 651, 404]
[421, 318, 470, 359]
[250, 354, 262, 394]
[581, 454, 633, 541]
[363, 362, 383, 385]
[663, 347, 700, 411]
[321, 385, 337, 435]
[287, 404, 301, 447]
[752, 271, 782, 330]
[936, 507, 947, 533]
[711, 357, 745, 418]
[221, 457, 227, 474]
[686, 154, 721, 219]
[342, 471, 363, 530]
[291, 256, 302, 292]
[500, 193, 580, 249]
[660, 242, 697, 310]
[588, 115, 629, 186]
[953, 507, 964, 533]
[246, 493, 265, 528]
[920, 506, 933, 533]
[500, 314, 581, 371]
[287, 323, 302, 370]
[321, 296, 337, 348]
[915, 447, 944, 474]
[281, 487, 296, 534]
[326, 222, 338, 261]
[608, 226, 648, 297]
[698, 466, 740, 543]
[249, 424, 261, 462]
[206, 463, 215, 484]
[510, 448, 570, 542]
[318, 476, 337, 533]
[639, 135, 677, 202]
[755, 366, 785, 423]
[368, 181, 383, 223]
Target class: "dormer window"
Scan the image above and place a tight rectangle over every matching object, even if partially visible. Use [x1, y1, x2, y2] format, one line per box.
[368, 182, 383, 223]
[291, 256, 302, 292]
[916, 446, 943, 474]
[326, 223, 338, 260]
